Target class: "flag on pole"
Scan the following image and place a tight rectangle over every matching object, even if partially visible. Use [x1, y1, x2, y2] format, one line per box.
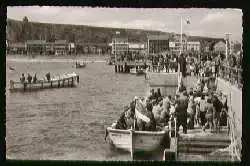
[116, 31, 120, 35]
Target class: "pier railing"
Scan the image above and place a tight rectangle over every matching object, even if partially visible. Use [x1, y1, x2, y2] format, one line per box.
[219, 65, 242, 89]
[227, 101, 242, 161]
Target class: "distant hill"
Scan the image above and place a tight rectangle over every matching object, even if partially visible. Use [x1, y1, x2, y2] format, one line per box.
[6, 18, 223, 49]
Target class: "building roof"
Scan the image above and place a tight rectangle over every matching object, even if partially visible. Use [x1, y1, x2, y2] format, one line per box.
[112, 37, 128, 43]
[8, 43, 26, 48]
[26, 40, 46, 44]
[129, 43, 145, 49]
[147, 34, 171, 40]
[54, 40, 67, 44]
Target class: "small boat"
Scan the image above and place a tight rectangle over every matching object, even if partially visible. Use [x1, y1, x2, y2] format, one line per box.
[130, 68, 146, 76]
[106, 125, 168, 156]
[9, 72, 80, 92]
[76, 62, 87, 68]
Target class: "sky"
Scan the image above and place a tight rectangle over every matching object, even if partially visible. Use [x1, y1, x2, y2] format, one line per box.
[7, 7, 243, 41]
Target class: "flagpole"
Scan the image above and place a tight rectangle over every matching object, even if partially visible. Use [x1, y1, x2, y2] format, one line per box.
[180, 16, 183, 54]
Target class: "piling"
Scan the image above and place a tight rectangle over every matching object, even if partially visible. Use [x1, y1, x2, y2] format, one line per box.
[115, 65, 117, 73]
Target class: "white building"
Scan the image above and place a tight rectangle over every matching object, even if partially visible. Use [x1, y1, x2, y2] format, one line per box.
[186, 41, 201, 52]
[111, 37, 129, 55]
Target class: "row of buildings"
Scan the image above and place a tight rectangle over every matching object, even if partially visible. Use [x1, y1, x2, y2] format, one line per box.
[6, 40, 109, 55]
[111, 34, 241, 57]
[6, 34, 241, 57]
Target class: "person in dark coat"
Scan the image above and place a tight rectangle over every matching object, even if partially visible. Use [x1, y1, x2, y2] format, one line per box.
[27, 73, 32, 83]
[175, 91, 189, 134]
[46, 72, 51, 81]
[33, 74, 37, 83]
[178, 53, 187, 77]
[20, 73, 25, 83]
[212, 94, 223, 132]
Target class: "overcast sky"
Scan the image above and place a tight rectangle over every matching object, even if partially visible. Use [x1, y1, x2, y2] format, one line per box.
[7, 7, 242, 41]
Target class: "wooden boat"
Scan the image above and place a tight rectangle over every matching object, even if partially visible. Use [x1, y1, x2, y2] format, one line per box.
[76, 62, 87, 68]
[130, 68, 146, 76]
[9, 73, 79, 92]
[106, 124, 169, 158]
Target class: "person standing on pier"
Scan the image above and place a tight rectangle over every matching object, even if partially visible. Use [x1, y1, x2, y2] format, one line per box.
[202, 98, 215, 132]
[175, 91, 188, 134]
[20, 73, 25, 83]
[178, 53, 187, 77]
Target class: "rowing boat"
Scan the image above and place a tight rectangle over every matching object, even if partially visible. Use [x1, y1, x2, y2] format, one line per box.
[76, 62, 87, 68]
[106, 124, 169, 158]
[9, 73, 79, 92]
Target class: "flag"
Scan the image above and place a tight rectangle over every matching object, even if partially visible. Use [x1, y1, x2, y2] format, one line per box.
[116, 31, 120, 35]
[186, 18, 190, 24]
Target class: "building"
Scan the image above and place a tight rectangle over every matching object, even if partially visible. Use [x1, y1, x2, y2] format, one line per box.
[128, 43, 146, 54]
[7, 43, 26, 54]
[111, 37, 129, 56]
[26, 40, 46, 55]
[44, 42, 54, 55]
[168, 35, 188, 54]
[213, 40, 226, 54]
[147, 35, 170, 54]
[54, 40, 68, 55]
[186, 41, 201, 52]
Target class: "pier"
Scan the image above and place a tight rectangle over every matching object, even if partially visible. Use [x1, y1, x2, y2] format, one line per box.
[163, 70, 242, 161]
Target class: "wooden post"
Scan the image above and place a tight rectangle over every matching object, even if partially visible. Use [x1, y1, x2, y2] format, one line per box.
[115, 65, 117, 73]
[68, 79, 70, 86]
[58, 80, 60, 87]
[50, 81, 52, 88]
[129, 128, 134, 160]
[71, 77, 74, 86]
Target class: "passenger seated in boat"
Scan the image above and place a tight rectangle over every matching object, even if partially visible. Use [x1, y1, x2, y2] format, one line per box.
[144, 102, 156, 131]
[20, 73, 25, 83]
[46, 72, 51, 81]
[155, 88, 162, 102]
[148, 89, 157, 101]
[33, 74, 37, 83]
[124, 107, 135, 129]
[115, 110, 127, 130]
[152, 99, 163, 124]
[27, 73, 32, 83]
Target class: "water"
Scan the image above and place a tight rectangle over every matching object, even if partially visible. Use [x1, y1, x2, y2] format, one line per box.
[6, 56, 148, 160]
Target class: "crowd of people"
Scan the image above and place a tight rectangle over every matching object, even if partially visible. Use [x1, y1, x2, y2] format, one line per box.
[113, 73, 229, 134]
[20, 72, 51, 83]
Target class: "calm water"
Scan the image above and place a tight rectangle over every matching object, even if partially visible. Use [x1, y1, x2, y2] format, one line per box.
[6, 56, 148, 160]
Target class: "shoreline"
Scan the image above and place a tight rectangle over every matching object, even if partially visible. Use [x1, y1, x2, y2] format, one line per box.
[6, 54, 109, 63]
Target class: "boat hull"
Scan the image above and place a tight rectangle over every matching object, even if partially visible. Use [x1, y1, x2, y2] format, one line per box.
[107, 127, 167, 152]
[9, 73, 79, 92]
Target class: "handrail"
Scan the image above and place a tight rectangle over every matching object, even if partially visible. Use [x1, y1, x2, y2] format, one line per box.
[219, 64, 242, 89]
[226, 91, 242, 161]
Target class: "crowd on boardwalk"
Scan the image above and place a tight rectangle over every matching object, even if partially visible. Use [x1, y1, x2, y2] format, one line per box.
[111, 51, 242, 134]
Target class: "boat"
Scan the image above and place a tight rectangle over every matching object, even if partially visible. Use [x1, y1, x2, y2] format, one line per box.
[130, 67, 146, 76]
[106, 125, 169, 157]
[76, 61, 87, 68]
[9, 72, 79, 92]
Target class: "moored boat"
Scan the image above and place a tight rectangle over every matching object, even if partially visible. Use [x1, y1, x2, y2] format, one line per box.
[106, 125, 168, 154]
[9, 72, 79, 92]
[76, 61, 87, 68]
